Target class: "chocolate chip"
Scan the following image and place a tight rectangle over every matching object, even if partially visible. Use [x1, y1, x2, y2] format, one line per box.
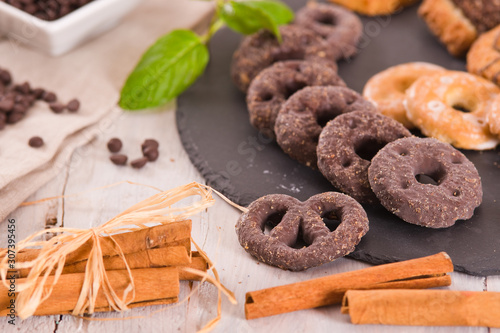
[12, 103, 28, 113]
[0, 70, 12, 85]
[66, 98, 80, 112]
[131, 157, 148, 169]
[0, 98, 14, 112]
[49, 102, 65, 113]
[32, 88, 45, 99]
[15, 82, 31, 95]
[110, 154, 128, 166]
[29, 136, 44, 148]
[43, 91, 57, 103]
[141, 139, 159, 153]
[143, 146, 159, 162]
[7, 111, 24, 124]
[107, 138, 122, 153]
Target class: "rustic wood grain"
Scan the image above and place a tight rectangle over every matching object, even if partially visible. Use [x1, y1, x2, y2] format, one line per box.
[0, 1, 495, 332]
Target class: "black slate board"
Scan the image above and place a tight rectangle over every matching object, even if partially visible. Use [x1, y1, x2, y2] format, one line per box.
[177, 1, 500, 276]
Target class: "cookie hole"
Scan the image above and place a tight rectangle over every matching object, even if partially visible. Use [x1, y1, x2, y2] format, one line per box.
[453, 190, 461, 197]
[322, 211, 341, 232]
[355, 138, 388, 161]
[290, 232, 309, 249]
[284, 81, 307, 99]
[260, 92, 274, 102]
[452, 158, 463, 164]
[316, 113, 333, 128]
[315, 13, 337, 26]
[264, 210, 287, 231]
[342, 159, 351, 168]
[415, 174, 439, 186]
[452, 103, 471, 113]
[401, 181, 411, 189]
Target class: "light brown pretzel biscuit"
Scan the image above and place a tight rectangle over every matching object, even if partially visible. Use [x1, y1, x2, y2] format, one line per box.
[418, 0, 477, 57]
[467, 25, 500, 87]
[363, 62, 445, 128]
[405, 71, 500, 150]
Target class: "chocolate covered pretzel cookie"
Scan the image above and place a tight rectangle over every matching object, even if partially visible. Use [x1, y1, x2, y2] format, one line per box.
[295, 2, 363, 60]
[247, 61, 346, 137]
[231, 25, 339, 92]
[317, 111, 412, 203]
[275, 86, 375, 168]
[368, 137, 482, 228]
[236, 192, 369, 271]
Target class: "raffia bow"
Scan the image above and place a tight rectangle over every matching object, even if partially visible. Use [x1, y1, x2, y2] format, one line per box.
[0, 181, 238, 325]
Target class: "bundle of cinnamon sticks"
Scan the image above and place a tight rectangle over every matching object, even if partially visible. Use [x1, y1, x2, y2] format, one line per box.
[0, 220, 208, 316]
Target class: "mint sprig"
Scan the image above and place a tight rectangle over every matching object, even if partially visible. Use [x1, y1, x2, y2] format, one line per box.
[119, 0, 294, 111]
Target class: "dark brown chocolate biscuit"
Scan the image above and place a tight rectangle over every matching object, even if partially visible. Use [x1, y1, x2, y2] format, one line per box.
[295, 2, 363, 60]
[231, 25, 339, 92]
[276, 86, 375, 168]
[247, 61, 345, 137]
[317, 111, 412, 203]
[368, 137, 482, 228]
[235, 192, 369, 271]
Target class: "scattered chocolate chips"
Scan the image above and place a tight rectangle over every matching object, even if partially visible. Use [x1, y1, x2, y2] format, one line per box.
[131, 157, 148, 169]
[28, 136, 44, 148]
[0, 67, 81, 132]
[110, 154, 128, 166]
[107, 138, 123, 153]
[108, 138, 161, 168]
[1, 0, 95, 21]
[67, 99, 80, 112]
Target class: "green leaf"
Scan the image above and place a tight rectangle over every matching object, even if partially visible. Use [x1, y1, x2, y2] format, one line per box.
[244, 1, 294, 25]
[119, 29, 209, 110]
[219, 1, 294, 40]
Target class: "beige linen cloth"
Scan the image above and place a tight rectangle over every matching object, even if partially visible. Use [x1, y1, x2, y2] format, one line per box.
[0, 0, 213, 221]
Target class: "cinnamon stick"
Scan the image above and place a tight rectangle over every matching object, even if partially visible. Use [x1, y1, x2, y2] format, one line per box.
[0, 267, 179, 316]
[14, 220, 192, 265]
[245, 252, 453, 320]
[341, 289, 500, 327]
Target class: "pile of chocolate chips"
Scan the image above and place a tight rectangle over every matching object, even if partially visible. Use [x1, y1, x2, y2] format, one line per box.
[2, 0, 94, 21]
[0, 67, 80, 131]
[108, 138, 160, 169]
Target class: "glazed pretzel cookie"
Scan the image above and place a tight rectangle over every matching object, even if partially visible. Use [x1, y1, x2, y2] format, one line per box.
[405, 71, 500, 150]
[467, 24, 500, 87]
[363, 62, 445, 128]
[295, 2, 362, 60]
[236, 192, 369, 271]
[247, 60, 345, 137]
[275, 86, 376, 168]
[231, 25, 338, 92]
[368, 137, 483, 228]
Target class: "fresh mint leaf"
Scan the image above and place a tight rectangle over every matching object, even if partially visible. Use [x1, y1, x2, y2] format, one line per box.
[120, 30, 209, 110]
[244, 1, 294, 26]
[219, 1, 294, 41]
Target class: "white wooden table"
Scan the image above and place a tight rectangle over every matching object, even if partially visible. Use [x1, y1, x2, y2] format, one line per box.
[1, 2, 499, 333]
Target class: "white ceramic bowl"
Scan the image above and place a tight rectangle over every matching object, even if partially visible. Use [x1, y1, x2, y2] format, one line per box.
[0, 0, 141, 56]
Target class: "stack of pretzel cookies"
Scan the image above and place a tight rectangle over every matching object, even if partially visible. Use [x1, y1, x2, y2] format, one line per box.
[232, 2, 487, 271]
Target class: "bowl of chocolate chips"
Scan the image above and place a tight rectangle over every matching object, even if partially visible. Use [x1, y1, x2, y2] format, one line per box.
[0, 0, 141, 56]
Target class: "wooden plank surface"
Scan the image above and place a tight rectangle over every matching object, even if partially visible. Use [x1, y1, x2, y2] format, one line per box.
[0, 104, 492, 333]
[0, 1, 497, 333]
